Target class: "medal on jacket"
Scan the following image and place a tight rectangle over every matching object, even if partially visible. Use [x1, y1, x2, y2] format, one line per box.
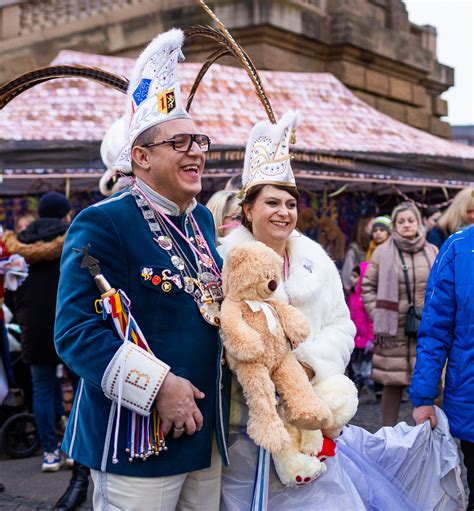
[191, 272, 223, 326]
[132, 184, 223, 327]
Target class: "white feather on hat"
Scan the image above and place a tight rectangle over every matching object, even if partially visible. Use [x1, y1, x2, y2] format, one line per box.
[242, 110, 301, 195]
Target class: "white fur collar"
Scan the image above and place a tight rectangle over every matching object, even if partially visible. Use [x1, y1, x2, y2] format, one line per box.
[218, 226, 333, 305]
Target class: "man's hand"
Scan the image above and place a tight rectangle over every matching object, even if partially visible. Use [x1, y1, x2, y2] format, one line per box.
[413, 405, 437, 429]
[155, 373, 205, 439]
[300, 362, 315, 381]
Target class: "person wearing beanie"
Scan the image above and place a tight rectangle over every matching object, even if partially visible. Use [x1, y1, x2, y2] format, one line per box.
[38, 191, 72, 220]
[2, 191, 72, 474]
[366, 215, 391, 262]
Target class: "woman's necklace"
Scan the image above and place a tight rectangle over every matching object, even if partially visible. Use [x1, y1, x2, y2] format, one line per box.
[131, 184, 223, 326]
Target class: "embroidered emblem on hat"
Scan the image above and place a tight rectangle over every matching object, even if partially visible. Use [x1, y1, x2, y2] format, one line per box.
[152, 275, 161, 286]
[157, 89, 176, 114]
[133, 79, 152, 107]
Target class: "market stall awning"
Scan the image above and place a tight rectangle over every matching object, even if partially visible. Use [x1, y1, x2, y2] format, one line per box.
[1, 50, 474, 194]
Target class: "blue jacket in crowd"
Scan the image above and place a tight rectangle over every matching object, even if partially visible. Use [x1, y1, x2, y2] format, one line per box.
[410, 225, 474, 442]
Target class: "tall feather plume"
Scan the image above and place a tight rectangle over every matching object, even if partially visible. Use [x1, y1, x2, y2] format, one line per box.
[188, 1, 276, 124]
[185, 46, 230, 112]
[0, 65, 128, 109]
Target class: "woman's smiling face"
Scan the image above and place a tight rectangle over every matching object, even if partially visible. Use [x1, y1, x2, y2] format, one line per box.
[243, 185, 298, 248]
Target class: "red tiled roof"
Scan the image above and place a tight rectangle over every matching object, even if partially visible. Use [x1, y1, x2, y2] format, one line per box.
[2, 50, 474, 160]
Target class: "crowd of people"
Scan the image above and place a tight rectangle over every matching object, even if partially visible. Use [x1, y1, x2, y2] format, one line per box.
[0, 25, 473, 511]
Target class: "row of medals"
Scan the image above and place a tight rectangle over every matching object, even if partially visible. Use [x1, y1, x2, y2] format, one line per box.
[133, 188, 223, 326]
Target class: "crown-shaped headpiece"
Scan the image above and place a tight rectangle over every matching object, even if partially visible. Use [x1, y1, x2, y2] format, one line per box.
[241, 110, 300, 196]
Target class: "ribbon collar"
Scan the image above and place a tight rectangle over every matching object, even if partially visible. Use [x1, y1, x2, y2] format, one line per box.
[245, 300, 278, 335]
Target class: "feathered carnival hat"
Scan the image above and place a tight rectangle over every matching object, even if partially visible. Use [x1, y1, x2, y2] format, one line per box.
[241, 110, 300, 197]
[114, 28, 191, 171]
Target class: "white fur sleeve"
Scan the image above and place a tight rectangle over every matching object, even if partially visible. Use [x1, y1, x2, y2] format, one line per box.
[294, 265, 355, 382]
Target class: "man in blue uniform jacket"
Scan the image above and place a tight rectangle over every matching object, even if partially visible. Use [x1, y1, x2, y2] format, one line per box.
[410, 223, 474, 510]
[55, 29, 230, 509]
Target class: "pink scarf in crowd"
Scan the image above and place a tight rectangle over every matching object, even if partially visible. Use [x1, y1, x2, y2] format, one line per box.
[373, 231, 436, 347]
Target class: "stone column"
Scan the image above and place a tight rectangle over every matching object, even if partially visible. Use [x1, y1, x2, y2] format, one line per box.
[0, 3, 21, 41]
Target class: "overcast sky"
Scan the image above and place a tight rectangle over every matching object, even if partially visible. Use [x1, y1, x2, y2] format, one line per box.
[403, 0, 473, 126]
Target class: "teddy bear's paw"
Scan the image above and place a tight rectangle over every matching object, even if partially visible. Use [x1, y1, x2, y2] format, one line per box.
[300, 429, 324, 456]
[287, 324, 310, 345]
[286, 400, 332, 431]
[313, 375, 358, 430]
[248, 420, 290, 453]
[273, 452, 326, 487]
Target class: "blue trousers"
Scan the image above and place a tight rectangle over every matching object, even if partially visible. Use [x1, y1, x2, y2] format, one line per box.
[30, 364, 65, 452]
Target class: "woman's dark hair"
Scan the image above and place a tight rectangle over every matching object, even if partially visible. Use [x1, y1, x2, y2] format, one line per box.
[241, 184, 300, 232]
[423, 206, 441, 219]
[351, 265, 361, 276]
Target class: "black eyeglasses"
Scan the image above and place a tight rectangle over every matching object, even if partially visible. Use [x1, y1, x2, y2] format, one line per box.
[141, 133, 211, 153]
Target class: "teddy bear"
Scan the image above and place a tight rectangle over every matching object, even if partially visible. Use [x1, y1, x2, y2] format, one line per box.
[220, 241, 331, 454]
[272, 374, 358, 486]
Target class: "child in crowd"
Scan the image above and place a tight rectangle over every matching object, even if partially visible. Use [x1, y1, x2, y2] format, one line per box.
[366, 215, 391, 261]
[348, 263, 376, 402]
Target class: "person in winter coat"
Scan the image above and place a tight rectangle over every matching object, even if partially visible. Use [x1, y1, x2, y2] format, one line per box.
[348, 263, 375, 399]
[3, 191, 72, 472]
[341, 215, 373, 293]
[362, 202, 437, 426]
[410, 224, 474, 511]
[428, 187, 474, 249]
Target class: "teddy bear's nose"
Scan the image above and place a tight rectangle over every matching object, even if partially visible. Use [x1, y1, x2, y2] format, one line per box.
[268, 280, 277, 292]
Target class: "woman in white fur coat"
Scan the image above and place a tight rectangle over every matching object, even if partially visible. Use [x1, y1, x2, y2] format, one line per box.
[220, 198, 354, 384]
[218, 191, 357, 432]
[218, 110, 464, 511]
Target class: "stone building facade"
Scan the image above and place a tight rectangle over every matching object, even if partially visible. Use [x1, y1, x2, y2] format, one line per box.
[0, 0, 453, 138]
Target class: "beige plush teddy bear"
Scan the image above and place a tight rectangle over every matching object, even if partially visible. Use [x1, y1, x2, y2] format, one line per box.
[220, 241, 331, 453]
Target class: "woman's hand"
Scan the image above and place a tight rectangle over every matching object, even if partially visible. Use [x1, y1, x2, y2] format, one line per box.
[413, 405, 437, 429]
